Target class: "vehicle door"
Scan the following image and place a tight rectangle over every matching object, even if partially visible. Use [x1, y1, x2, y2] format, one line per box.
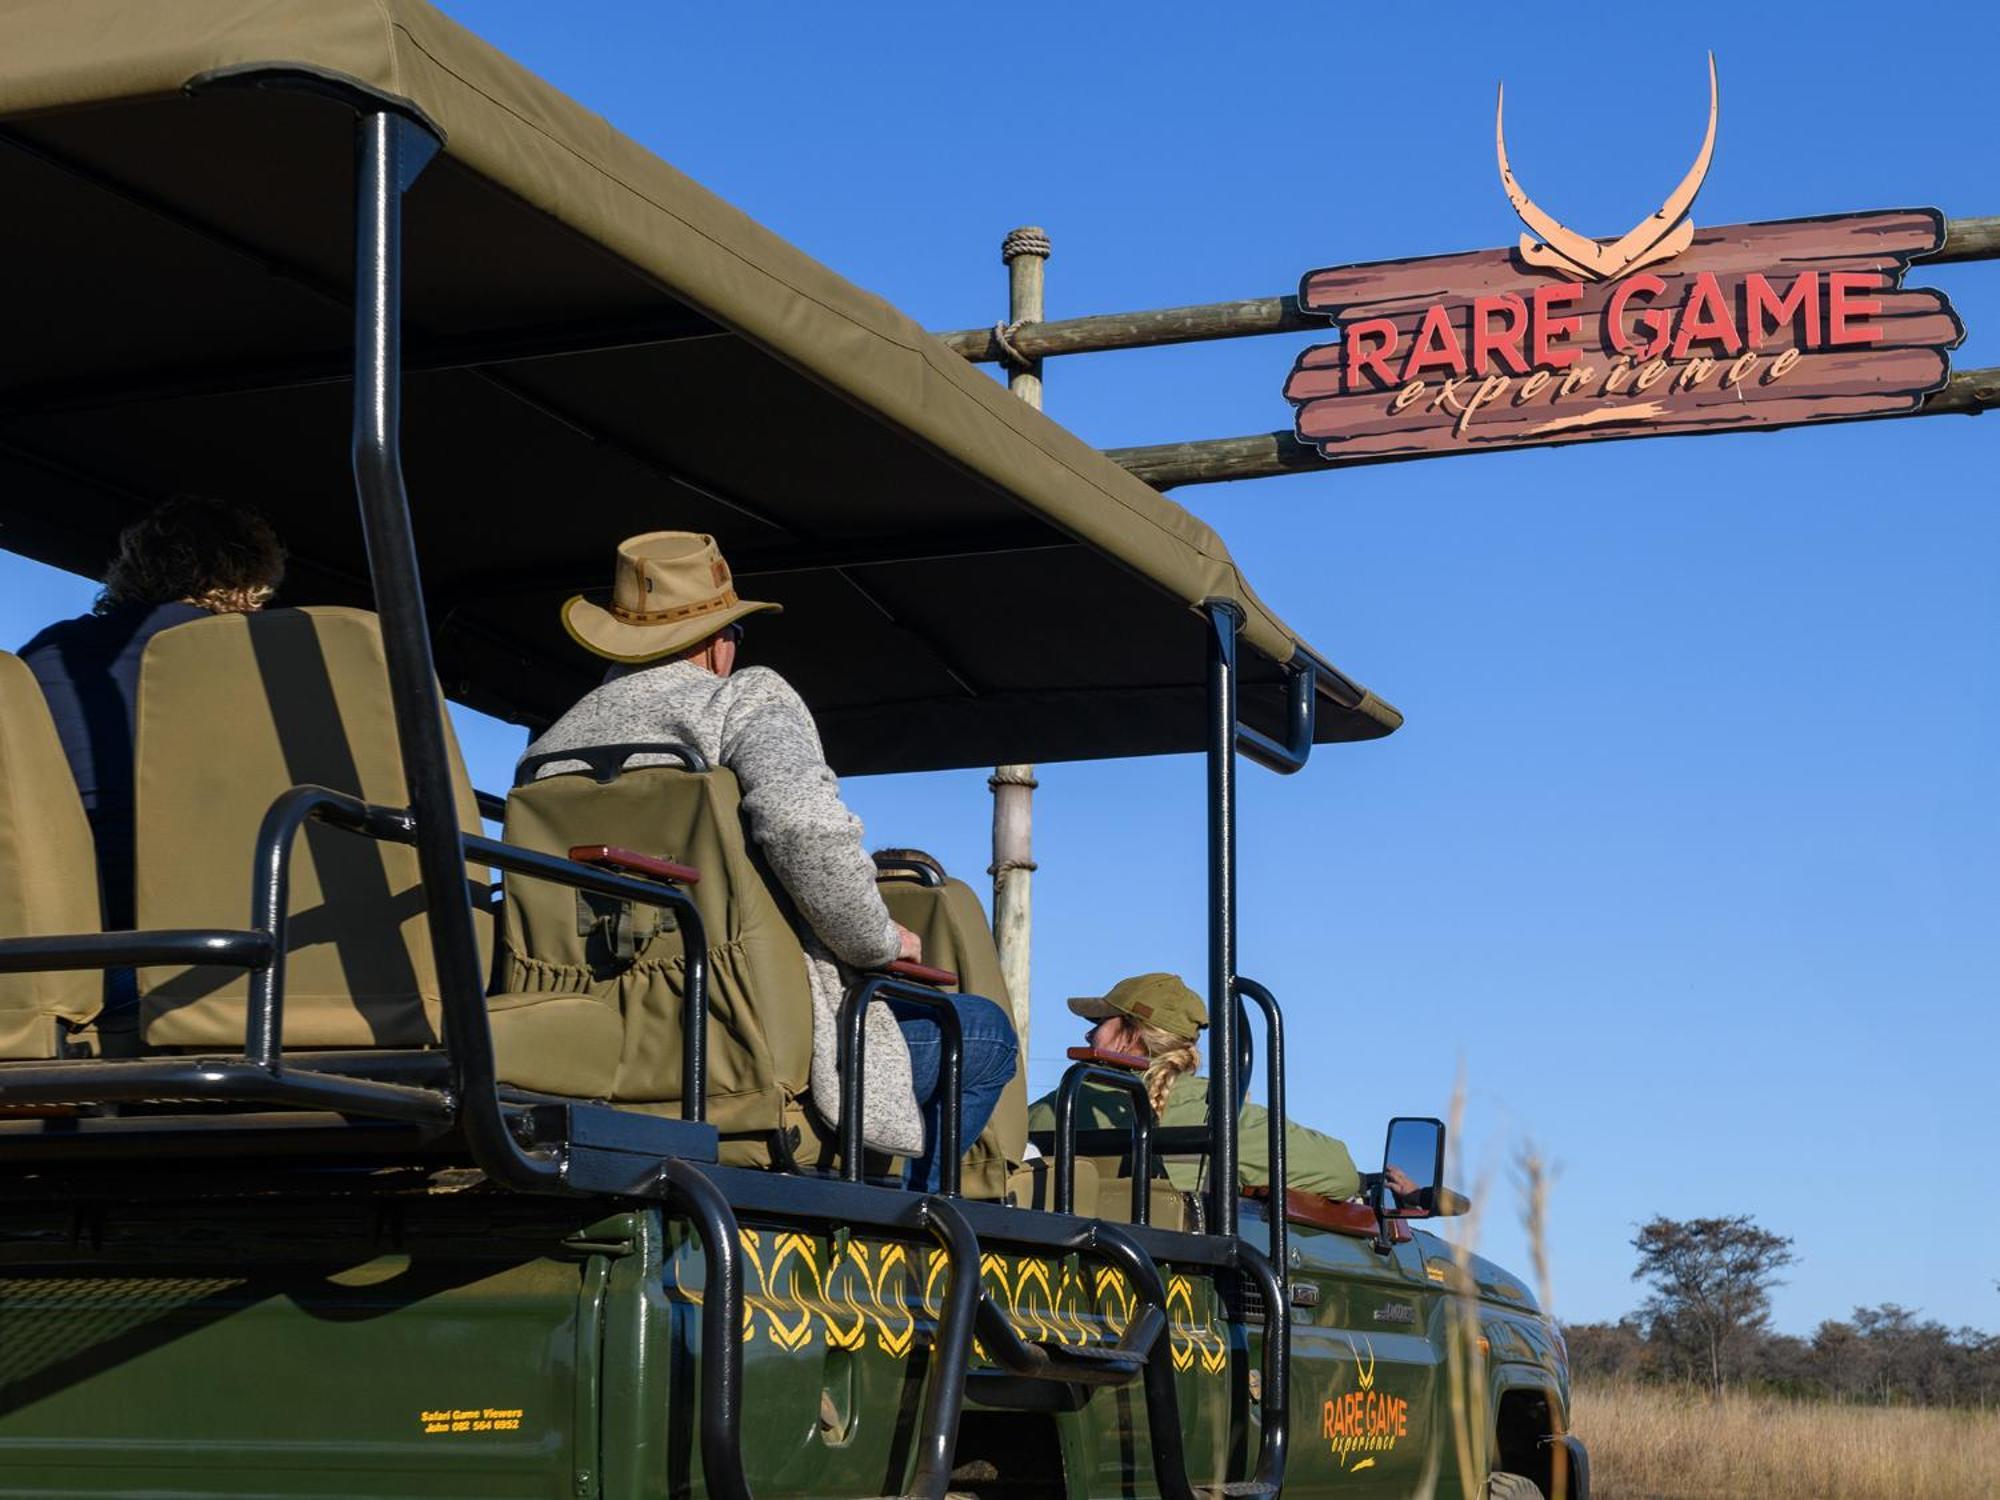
[1270, 1200, 1447, 1499]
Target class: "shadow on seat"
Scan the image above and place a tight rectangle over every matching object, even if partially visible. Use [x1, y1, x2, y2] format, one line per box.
[131, 606, 617, 1093]
[0, 652, 104, 1059]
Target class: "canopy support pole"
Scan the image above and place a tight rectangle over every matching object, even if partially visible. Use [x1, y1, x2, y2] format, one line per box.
[348, 109, 560, 1192]
[1204, 601, 1243, 1239]
[991, 227, 1051, 1049]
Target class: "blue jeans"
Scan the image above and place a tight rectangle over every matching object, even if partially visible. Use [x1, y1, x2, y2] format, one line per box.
[895, 994, 1018, 1192]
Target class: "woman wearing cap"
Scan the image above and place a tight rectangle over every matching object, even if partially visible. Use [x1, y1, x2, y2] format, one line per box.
[525, 531, 1017, 1192]
[1025, 972, 1360, 1200]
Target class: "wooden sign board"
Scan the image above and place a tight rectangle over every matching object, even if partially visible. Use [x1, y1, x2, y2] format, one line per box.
[1285, 210, 1963, 462]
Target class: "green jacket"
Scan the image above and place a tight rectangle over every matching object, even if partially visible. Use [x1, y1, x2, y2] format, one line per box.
[1027, 1072, 1360, 1200]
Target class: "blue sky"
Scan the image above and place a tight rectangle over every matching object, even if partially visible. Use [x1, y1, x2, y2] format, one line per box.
[8, 0, 1995, 1334]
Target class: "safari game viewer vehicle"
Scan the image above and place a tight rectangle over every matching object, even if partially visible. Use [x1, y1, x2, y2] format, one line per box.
[0, 4, 1582, 1496]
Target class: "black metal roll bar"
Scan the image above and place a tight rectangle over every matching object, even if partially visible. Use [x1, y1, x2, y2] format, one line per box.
[1205, 601, 1243, 1239]
[971, 1219, 1169, 1391]
[1234, 976, 1290, 1290]
[241, 784, 414, 1068]
[964, 1216, 1199, 1500]
[1224, 1234, 1292, 1496]
[835, 974, 966, 1193]
[337, 106, 560, 1195]
[905, 1195, 984, 1500]
[1236, 652, 1319, 775]
[0, 930, 273, 975]
[1050, 1063, 1154, 1223]
[0, 1054, 455, 1122]
[657, 1158, 754, 1500]
[1090, 1217, 1203, 1500]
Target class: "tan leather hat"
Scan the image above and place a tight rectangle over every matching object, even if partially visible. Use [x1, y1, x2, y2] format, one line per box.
[561, 531, 781, 663]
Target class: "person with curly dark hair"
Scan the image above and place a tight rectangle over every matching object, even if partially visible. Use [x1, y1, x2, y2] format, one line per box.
[18, 496, 286, 1022]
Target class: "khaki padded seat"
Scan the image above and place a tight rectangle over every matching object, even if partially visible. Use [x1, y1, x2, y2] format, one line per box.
[498, 763, 815, 1161]
[875, 868, 1027, 1201]
[0, 652, 104, 1058]
[132, 607, 606, 1095]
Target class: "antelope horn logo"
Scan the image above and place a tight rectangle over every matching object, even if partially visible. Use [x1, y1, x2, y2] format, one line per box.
[1496, 53, 1718, 282]
[1346, 1333, 1378, 1392]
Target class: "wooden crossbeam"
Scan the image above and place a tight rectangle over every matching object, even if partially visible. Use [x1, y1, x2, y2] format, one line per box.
[934, 215, 1999, 366]
[1104, 365, 2000, 489]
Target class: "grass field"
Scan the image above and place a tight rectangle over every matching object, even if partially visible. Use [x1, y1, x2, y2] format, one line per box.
[1572, 1379, 2000, 1500]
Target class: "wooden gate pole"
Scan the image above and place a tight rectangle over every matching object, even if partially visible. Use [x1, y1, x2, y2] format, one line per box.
[991, 226, 1050, 1048]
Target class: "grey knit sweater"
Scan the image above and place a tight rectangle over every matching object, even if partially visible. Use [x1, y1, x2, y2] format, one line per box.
[521, 660, 925, 1154]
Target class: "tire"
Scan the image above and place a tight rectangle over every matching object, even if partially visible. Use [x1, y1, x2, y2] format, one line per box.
[1486, 1474, 1546, 1500]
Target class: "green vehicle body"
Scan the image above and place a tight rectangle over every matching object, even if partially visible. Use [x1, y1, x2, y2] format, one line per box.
[0, 1183, 1572, 1497]
[0, 5, 1583, 1496]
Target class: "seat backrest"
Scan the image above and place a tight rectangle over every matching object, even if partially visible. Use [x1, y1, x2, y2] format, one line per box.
[0, 652, 103, 1059]
[497, 763, 813, 1151]
[1099, 1176, 1201, 1233]
[134, 607, 490, 1051]
[875, 868, 1027, 1201]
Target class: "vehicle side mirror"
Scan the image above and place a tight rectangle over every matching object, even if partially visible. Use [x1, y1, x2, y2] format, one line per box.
[1378, 1116, 1445, 1220]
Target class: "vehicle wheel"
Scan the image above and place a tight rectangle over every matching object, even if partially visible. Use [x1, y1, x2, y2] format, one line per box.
[1486, 1473, 1545, 1500]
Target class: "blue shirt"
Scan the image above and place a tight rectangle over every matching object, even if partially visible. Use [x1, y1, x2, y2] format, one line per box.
[18, 601, 206, 935]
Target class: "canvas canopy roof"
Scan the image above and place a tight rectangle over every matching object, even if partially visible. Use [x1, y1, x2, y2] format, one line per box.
[0, 0, 1399, 774]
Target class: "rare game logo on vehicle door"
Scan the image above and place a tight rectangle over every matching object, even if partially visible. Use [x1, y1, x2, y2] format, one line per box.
[1284, 57, 1965, 460]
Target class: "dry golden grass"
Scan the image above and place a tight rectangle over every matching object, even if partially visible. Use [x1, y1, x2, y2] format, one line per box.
[1573, 1379, 2000, 1500]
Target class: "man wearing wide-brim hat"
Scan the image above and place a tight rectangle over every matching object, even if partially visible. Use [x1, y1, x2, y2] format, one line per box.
[1026, 972, 1359, 1200]
[526, 532, 1018, 1188]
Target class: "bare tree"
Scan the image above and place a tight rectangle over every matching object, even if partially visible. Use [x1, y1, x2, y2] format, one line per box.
[1631, 1215, 1796, 1395]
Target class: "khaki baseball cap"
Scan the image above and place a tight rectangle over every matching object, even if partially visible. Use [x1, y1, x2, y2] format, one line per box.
[562, 531, 781, 664]
[1066, 973, 1208, 1043]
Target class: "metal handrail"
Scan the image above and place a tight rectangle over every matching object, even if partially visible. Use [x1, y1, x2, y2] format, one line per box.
[970, 1220, 1169, 1387]
[870, 855, 946, 888]
[1226, 1235, 1292, 1496]
[1233, 976, 1290, 1290]
[0, 1055, 454, 1122]
[1236, 653, 1318, 775]
[905, 1195, 984, 1500]
[0, 930, 272, 975]
[835, 974, 967, 1193]
[1087, 1218, 1200, 1500]
[243, 785, 415, 1067]
[513, 741, 711, 786]
[1050, 1063, 1154, 1222]
[658, 1159, 754, 1500]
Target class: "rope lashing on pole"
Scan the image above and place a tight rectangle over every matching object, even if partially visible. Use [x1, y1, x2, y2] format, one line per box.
[991, 319, 1035, 373]
[994, 227, 1052, 374]
[986, 767, 1040, 876]
[991, 224, 1050, 1046]
[1001, 226, 1052, 263]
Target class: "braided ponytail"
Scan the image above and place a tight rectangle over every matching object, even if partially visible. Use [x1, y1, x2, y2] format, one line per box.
[1136, 1022, 1200, 1120]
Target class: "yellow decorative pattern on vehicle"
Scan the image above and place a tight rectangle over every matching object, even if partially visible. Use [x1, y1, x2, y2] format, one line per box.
[672, 1227, 1235, 1376]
